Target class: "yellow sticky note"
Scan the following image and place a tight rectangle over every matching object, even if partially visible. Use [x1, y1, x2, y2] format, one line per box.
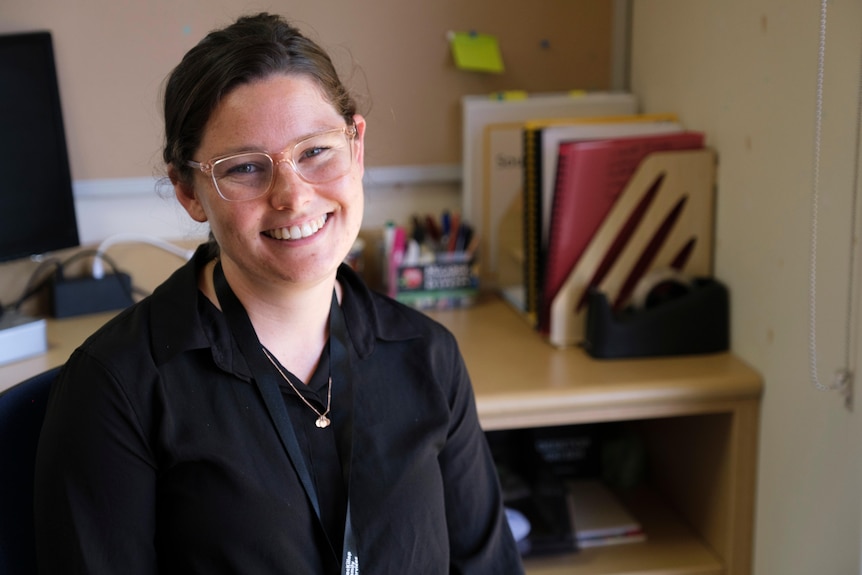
[450, 32, 504, 74]
[490, 90, 528, 101]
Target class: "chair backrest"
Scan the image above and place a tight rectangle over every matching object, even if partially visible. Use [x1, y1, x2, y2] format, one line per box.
[0, 366, 61, 575]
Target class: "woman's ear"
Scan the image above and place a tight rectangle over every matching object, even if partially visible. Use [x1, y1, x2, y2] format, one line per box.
[352, 114, 367, 171]
[169, 165, 208, 223]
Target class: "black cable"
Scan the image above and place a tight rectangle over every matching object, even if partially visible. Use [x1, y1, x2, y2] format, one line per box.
[5, 249, 143, 314]
[1, 257, 61, 316]
[7, 255, 65, 313]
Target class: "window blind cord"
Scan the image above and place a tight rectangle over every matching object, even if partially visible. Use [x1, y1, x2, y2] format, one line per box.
[808, 0, 862, 401]
[845, 15, 862, 404]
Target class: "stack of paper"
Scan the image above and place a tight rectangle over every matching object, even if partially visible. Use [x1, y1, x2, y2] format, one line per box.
[567, 480, 646, 548]
[0, 311, 47, 366]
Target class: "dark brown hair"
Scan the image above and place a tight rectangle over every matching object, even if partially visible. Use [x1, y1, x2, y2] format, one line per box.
[162, 13, 357, 182]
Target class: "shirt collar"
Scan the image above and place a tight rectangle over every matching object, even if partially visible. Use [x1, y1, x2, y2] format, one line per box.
[148, 243, 229, 367]
[148, 243, 422, 369]
[336, 263, 423, 359]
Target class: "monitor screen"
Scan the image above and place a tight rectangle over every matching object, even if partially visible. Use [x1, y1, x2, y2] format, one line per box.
[0, 31, 79, 262]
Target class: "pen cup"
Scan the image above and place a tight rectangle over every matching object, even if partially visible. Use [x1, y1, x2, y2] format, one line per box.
[392, 251, 479, 310]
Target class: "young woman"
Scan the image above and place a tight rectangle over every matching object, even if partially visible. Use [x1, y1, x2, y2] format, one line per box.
[34, 13, 523, 574]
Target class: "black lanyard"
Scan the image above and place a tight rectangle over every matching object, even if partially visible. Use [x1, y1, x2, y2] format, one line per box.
[213, 261, 360, 573]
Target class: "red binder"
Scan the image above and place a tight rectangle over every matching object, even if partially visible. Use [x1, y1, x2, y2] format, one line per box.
[539, 131, 705, 333]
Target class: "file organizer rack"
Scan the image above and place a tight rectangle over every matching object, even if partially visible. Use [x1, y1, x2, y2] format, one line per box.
[548, 149, 717, 348]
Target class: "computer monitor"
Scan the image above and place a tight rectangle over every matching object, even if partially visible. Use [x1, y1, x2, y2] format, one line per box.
[0, 30, 79, 263]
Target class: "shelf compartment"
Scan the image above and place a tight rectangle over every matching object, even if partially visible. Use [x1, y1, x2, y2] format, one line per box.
[523, 487, 721, 575]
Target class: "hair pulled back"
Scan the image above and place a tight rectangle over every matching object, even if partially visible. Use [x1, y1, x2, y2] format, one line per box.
[163, 13, 357, 182]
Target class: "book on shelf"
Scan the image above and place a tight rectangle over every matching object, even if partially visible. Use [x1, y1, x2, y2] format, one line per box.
[567, 480, 646, 548]
[516, 114, 682, 322]
[506, 478, 647, 554]
[461, 91, 638, 287]
[538, 130, 705, 333]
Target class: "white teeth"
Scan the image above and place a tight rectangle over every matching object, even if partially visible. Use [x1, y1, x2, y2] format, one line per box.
[269, 214, 328, 241]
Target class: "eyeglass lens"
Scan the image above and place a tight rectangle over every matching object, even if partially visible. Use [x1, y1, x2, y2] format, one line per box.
[211, 129, 353, 201]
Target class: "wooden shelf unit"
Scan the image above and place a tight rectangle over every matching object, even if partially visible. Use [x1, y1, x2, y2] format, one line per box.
[428, 296, 762, 575]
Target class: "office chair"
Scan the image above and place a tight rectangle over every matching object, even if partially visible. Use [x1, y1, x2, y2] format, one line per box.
[0, 366, 61, 575]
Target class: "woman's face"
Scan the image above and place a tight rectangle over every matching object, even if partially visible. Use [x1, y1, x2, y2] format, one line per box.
[176, 74, 366, 292]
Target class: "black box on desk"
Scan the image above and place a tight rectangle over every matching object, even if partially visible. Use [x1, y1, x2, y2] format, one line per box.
[392, 253, 479, 311]
[51, 273, 135, 318]
[583, 277, 729, 359]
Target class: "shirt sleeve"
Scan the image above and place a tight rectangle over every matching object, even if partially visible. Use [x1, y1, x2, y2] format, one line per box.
[437, 337, 526, 575]
[34, 349, 159, 575]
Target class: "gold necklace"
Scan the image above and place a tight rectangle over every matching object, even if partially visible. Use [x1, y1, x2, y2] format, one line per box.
[261, 347, 332, 429]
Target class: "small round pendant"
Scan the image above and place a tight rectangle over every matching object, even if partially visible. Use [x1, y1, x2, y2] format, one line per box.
[316, 415, 331, 428]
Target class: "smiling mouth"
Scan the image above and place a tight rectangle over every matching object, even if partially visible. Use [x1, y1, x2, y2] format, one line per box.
[265, 214, 329, 240]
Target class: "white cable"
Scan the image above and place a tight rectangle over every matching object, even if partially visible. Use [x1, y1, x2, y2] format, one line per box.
[808, 0, 830, 391]
[91, 234, 196, 279]
[808, 0, 862, 396]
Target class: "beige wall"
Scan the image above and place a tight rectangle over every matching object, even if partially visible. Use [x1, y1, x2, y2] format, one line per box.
[632, 1, 862, 573]
[1, 0, 612, 180]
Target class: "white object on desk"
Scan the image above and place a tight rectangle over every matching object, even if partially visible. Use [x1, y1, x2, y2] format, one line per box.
[504, 507, 531, 543]
[0, 311, 47, 367]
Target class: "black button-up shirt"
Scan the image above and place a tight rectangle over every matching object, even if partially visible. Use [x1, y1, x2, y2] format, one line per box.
[35, 246, 524, 574]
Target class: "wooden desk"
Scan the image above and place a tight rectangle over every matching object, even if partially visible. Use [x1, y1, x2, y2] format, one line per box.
[1, 297, 762, 575]
[428, 297, 762, 575]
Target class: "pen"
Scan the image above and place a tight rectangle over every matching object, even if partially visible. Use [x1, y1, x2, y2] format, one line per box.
[446, 212, 461, 253]
[454, 223, 473, 252]
[439, 210, 451, 251]
[383, 220, 395, 289]
[424, 214, 441, 245]
[411, 215, 425, 246]
[389, 226, 406, 297]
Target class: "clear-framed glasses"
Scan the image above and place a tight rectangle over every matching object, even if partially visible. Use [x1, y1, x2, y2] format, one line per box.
[186, 125, 357, 202]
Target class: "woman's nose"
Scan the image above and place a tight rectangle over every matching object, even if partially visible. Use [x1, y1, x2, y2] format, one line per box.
[268, 160, 312, 209]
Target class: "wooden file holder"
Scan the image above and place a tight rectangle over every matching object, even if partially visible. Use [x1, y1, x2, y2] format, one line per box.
[548, 149, 717, 348]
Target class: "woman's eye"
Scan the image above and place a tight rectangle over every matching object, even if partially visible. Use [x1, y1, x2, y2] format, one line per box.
[228, 162, 261, 174]
[300, 146, 329, 160]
